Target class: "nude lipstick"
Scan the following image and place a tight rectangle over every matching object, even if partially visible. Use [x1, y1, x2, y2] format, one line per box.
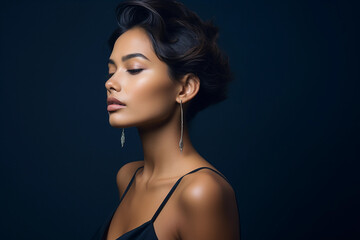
[107, 97, 126, 112]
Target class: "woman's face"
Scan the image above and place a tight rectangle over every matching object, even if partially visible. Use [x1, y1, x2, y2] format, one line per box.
[105, 27, 179, 128]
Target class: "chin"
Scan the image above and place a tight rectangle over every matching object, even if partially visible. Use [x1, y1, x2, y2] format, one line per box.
[108, 111, 168, 129]
[108, 113, 129, 128]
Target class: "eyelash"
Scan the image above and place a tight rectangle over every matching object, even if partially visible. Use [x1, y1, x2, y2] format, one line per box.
[127, 69, 143, 75]
[106, 69, 143, 80]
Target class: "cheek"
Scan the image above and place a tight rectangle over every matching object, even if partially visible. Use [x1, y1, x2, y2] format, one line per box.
[128, 73, 175, 118]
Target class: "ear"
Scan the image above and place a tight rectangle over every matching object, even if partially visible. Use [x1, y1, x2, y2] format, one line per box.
[176, 73, 200, 104]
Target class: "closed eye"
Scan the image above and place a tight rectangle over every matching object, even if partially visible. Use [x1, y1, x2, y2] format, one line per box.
[106, 69, 143, 79]
[127, 69, 143, 75]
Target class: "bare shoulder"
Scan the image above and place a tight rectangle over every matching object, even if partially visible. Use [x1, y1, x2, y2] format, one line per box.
[116, 160, 144, 197]
[180, 168, 236, 208]
[177, 168, 240, 240]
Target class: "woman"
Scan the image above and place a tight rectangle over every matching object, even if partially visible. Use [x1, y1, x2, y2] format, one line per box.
[92, 0, 240, 239]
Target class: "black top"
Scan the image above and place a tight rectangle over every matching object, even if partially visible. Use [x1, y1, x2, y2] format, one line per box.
[91, 166, 231, 240]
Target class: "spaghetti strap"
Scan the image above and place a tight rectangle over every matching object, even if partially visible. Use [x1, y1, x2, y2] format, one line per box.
[92, 166, 235, 240]
[151, 166, 230, 222]
[119, 165, 144, 203]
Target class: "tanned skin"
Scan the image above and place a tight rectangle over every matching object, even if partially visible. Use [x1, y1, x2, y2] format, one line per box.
[105, 26, 240, 240]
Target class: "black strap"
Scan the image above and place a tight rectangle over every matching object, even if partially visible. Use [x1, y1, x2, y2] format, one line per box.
[119, 166, 144, 203]
[151, 166, 230, 222]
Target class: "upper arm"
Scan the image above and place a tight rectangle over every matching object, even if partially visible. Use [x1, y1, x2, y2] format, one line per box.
[178, 172, 240, 240]
[116, 160, 144, 199]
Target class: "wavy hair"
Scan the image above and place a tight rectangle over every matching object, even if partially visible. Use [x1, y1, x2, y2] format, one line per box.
[108, 0, 233, 123]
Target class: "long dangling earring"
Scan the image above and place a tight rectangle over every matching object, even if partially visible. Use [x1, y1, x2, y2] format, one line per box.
[179, 99, 184, 152]
[121, 128, 125, 148]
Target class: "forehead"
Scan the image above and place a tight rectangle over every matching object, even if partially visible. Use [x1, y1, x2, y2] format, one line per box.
[110, 27, 156, 61]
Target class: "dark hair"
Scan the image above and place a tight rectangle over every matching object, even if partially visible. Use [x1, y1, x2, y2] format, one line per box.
[108, 0, 233, 123]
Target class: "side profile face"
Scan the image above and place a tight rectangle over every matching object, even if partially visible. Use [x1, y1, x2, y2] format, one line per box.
[105, 27, 180, 128]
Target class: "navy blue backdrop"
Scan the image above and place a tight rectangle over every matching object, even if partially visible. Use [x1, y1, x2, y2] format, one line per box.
[0, 0, 359, 239]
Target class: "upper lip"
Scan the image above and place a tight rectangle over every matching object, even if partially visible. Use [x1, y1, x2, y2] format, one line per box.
[107, 96, 126, 106]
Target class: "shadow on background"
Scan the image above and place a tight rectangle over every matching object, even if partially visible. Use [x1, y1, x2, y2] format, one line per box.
[0, 0, 359, 239]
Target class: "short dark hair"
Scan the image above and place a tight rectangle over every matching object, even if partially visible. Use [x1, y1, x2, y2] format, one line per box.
[108, 0, 233, 123]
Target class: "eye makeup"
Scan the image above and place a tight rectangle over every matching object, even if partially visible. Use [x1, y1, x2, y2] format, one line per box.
[127, 69, 143, 75]
[106, 68, 144, 80]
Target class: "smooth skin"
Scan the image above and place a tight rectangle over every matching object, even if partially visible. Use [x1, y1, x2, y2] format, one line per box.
[105, 26, 240, 240]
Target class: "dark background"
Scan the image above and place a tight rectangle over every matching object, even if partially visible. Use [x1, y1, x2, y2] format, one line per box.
[0, 0, 359, 239]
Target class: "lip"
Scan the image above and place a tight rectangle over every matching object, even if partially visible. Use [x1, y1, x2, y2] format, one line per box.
[107, 96, 126, 106]
[107, 96, 127, 112]
[107, 104, 126, 111]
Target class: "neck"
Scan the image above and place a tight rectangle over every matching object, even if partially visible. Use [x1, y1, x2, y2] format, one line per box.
[136, 112, 196, 182]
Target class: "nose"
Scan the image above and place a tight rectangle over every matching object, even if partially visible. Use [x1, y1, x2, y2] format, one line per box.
[105, 73, 119, 93]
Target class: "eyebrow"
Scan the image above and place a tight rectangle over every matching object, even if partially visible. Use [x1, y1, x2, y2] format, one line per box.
[108, 53, 150, 66]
